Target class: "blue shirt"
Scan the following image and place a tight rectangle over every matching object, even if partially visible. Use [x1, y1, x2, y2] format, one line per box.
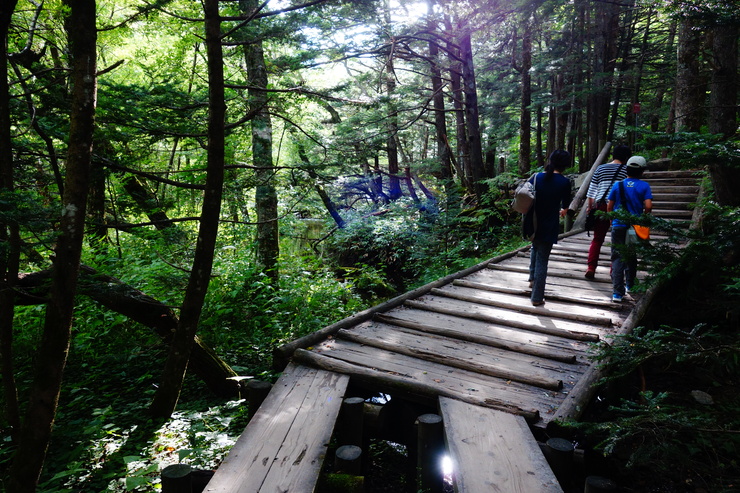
[607, 177, 652, 228]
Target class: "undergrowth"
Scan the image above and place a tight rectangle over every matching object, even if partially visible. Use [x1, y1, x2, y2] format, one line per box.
[569, 204, 740, 492]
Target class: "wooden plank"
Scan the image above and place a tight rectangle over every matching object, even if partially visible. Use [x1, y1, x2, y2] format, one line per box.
[453, 278, 617, 308]
[298, 342, 570, 423]
[404, 297, 606, 342]
[337, 323, 574, 390]
[375, 308, 590, 359]
[205, 363, 349, 493]
[431, 285, 618, 326]
[439, 397, 563, 493]
[373, 312, 579, 363]
[299, 339, 585, 420]
[463, 269, 613, 295]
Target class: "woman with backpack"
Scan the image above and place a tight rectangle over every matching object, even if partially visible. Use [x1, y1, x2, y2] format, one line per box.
[526, 150, 572, 306]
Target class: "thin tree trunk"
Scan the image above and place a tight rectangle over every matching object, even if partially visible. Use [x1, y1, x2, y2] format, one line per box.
[0, 0, 22, 445]
[607, 0, 635, 142]
[150, 0, 225, 420]
[428, 17, 453, 194]
[385, 32, 402, 200]
[8, 0, 97, 488]
[445, 15, 470, 194]
[293, 135, 345, 228]
[516, 27, 532, 175]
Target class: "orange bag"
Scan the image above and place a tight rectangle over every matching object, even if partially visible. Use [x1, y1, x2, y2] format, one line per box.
[633, 224, 650, 240]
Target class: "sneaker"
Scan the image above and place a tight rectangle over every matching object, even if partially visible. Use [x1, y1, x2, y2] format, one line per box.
[612, 294, 623, 303]
[585, 270, 595, 280]
[531, 300, 545, 306]
[625, 285, 633, 294]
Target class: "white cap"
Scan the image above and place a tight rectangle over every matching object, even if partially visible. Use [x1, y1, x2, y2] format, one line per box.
[626, 156, 647, 168]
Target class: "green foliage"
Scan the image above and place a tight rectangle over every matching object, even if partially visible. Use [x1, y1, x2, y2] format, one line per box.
[645, 132, 740, 170]
[569, 204, 740, 491]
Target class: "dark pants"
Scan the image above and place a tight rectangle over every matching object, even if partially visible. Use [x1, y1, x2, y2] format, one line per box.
[611, 227, 638, 296]
[529, 240, 554, 303]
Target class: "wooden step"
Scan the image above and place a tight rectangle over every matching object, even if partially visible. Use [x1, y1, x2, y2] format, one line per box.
[644, 170, 703, 179]
[652, 201, 694, 210]
[648, 185, 700, 194]
[205, 363, 349, 493]
[440, 397, 563, 493]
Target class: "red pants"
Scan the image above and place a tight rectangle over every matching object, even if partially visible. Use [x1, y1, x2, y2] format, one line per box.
[587, 202, 610, 273]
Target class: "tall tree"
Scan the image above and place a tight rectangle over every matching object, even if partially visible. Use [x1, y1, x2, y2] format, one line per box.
[150, 0, 226, 419]
[0, 0, 21, 445]
[674, 14, 704, 132]
[587, 0, 621, 163]
[384, 1, 403, 201]
[514, 22, 533, 175]
[8, 0, 97, 488]
[707, 16, 739, 206]
[459, 27, 486, 202]
[242, 0, 279, 285]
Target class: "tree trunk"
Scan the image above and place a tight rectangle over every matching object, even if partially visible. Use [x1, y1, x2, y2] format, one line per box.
[708, 24, 738, 138]
[8, 0, 97, 489]
[459, 30, 486, 203]
[607, 0, 635, 142]
[241, 0, 279, 285]
[150, 0, 225, 420]
[587, 1, 619, 163]
[516, 27, 532, 175]
[384, 21, 402, 201]
[15, 267, 239, 397]
[293, 135, 345, 228]
[428, 22, 454, 196]
[0, 0, 22, 445]
[674, 16, 705, 132]
[708, 22, 739, 207]
[445, 15, 470, 195]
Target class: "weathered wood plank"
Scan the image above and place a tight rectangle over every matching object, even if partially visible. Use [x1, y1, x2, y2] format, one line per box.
[377, 307, 592, 355]
[463, 269, 613, 295]
[205, 363, 349, 493]
[440, 397, 564, 493]
[373, 312, 580, 363]
[430, 285, 618, 326]
[452, 278, 617, 308]
[297, 342, 570, 423]
[404, 296, 606, 342]
[337, 323, 574, 390]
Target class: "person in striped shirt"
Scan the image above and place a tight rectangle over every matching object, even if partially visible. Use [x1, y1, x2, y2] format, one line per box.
[584, 145, 631, 279]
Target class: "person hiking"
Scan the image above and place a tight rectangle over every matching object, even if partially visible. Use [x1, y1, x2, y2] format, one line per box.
[527, 150, 572, 306]
[583, 145, 631, 279]
[606, 156, 653, 303]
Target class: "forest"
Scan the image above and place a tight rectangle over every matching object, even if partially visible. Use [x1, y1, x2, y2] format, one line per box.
[1, 0, 739, 491]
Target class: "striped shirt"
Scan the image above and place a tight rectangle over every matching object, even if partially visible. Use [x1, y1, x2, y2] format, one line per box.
[586, 162, 627, 202]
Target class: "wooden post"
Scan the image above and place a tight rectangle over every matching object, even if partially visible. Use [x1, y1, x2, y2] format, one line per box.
[245, 380, 272, 420]
[543, 437, 574, 482]
[161, 463, 192, 493]
[339, 397, 364, 447]
[416, 413, 444, 493]
[585, 475, 617, 493]
[334, 444, 363, 475]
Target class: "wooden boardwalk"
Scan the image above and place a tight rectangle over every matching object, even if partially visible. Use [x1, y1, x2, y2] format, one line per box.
[206, 169, 701, 492]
